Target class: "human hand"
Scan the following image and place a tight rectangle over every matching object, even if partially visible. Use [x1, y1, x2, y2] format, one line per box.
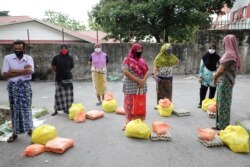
[198, 77, 203, 83]
[138, 79, 145, 88]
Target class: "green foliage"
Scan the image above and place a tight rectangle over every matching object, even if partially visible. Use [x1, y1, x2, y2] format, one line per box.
[43, 10, 86, 31]
[0, 11, 9, 16]
[89, 0, 234, 42]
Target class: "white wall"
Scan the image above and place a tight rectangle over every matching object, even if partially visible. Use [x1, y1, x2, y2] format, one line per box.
[0, 21, 80, 41]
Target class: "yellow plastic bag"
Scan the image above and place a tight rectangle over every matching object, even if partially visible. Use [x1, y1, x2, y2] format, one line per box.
[69, 103, 84, 120]
[157, 103, 174, 117]
[219, 125, 249, 153]
[102, 99, 117, 113]
[31, 125, 58, 145]
[125, 119, 150, 139]
[201, 98, 216, 111]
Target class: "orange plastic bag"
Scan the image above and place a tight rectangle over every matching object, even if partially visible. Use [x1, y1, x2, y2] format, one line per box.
[74, 111, 86, 123]
[115, 107, 125, 115]
[104, 92, 114, 101]
[197, 128, 216, 141]
[152, 121, 172, 135]
[86, 110, 104, 120]
[158, 98, 171, 108]
[45, 137, 74, 154]
[207, 104, 217, 113]
[21, 144, 45, 157]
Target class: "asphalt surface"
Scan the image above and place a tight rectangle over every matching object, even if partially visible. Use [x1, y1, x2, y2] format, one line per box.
[0, 75, 250, 167]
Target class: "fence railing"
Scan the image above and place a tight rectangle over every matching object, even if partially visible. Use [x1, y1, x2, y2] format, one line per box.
[210, 21, 250, 30]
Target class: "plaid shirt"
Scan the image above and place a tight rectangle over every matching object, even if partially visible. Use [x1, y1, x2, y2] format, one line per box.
[122, 64, 147, 94]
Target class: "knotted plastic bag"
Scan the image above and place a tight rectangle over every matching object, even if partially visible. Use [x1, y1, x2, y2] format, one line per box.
[158, 98, 171, 108]
[125, 119, 150, 139]
[69, 103, 84, 120]
[31, 125, 57, 145]
[207, 103, 217, 113]
[102, 99, 117, 113]
[197, 128, 216, 141]
[201, 98, 216, 111]
[74, 111, 86, 123]
[21, 144, 45, 157]
[219, 125, 249, 153]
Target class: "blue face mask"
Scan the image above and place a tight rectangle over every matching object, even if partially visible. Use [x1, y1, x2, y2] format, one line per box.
[14, 50, 24, 58]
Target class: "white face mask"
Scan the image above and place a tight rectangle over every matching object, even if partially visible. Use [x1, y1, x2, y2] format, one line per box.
[208, 49, 215, 54]
[95, 48, 101, 53]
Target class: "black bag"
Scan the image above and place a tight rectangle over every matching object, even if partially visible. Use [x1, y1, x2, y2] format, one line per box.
[61, 79, 73, 88]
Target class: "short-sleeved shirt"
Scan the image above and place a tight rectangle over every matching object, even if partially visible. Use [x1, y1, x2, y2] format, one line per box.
[89, 53, 109, 73]
[51, 54, 74, 82]
[1, 53, 34, 82]
[218, 60, 236, 85]
[122, 64, 147, 94]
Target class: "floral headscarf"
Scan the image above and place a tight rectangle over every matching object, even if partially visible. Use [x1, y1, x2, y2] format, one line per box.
[220, 34, 241, 70]
[122, 43, 148, 77]
[154, 43, 179, 67]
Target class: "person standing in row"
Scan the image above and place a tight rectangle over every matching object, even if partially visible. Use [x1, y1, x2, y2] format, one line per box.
[88, 43, 109, 106]
[198, 44, 220, 108]
[122, 43, 149, 130]
[1, 40, 34, 143]
[51, 44, 74, 116]
[213, 34, 241, 130]
[153, 43, 179, 105]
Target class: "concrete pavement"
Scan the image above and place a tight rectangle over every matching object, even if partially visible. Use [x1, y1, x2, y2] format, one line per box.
[0, 75, 250, 167]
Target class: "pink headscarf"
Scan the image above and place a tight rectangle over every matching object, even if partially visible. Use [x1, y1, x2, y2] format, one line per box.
[122, 43, 148, 77]
[220, 34, 241, 70]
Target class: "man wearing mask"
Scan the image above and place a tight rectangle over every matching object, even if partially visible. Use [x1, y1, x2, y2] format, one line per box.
[198, 44, 220, 108]
[153, 43, 179, 107]
[1, 40, 34, 143]
[88, 43, 109, 106]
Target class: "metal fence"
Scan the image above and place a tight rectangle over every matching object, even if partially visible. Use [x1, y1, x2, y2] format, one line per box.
[210, 21, 250, 30]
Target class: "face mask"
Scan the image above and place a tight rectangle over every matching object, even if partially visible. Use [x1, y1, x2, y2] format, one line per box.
[14, 50, 23, 58]
[208, 49, 215, 54]
[134, 52, 142, 58]
[95, 48, 101, 53]
[60, 49, 68, 55]
[166, 48, 172, 55]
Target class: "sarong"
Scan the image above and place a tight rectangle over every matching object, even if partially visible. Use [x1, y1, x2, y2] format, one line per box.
[92, 72, 106, 95]
[157, 77, 173, 102]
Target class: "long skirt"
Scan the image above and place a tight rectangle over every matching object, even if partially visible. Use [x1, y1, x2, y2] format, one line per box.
[92, 72, 107, 96]
[157, 77, 173, 102]
[54, 82, 74, 113]
[216, 77, 233, 130]
[8, 80, 33, 134]
[124, 94, 146, 121]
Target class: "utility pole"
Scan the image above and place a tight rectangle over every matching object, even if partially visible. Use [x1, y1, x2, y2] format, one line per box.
[62, 28, 64, 43]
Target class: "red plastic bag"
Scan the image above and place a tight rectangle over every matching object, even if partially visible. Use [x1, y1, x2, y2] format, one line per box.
[74, 111, 86, 123]
[197, 128, 216, 141]
[45, 137, 74, 154]
[21, 144, 45, 157]
[131, 94, 146, 116]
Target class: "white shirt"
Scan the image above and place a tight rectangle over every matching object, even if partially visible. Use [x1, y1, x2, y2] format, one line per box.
[1, 53, 34, 82]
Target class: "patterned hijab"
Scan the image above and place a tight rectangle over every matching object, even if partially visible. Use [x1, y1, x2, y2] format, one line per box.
[220, 34, 241, 70]
[122, 43, 148, 77]
[154, 43, 179, 67]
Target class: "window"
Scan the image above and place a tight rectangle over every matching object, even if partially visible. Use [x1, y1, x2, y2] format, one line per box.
[233, 11, 237, 22]
[242, 6, 247, 18]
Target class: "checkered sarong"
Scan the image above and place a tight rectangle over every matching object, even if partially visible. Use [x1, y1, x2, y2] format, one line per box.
[54, 82, 74, 113]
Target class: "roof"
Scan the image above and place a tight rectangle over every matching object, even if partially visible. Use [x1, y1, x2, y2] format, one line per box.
[231, 0, 250, 11]
[0, 16, 118, 43]
[79, 30, 119, 43]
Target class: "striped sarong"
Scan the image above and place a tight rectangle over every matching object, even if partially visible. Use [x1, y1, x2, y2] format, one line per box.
[8, 80, 33, 134]
[54, 82, 74, 113]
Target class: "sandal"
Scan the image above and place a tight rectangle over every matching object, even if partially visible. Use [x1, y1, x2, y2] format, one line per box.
[51, 111, 58, 116]
[27, 129, 32, 136]
[7, 134, 18, 143]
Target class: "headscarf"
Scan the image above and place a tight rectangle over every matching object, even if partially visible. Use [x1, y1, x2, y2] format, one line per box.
[154, 43, 179, 67]
[202, 44, 220, 71]
[91, 43, 107, 68]
[122, 43, 148, 77]
[220, 34, 241, 70]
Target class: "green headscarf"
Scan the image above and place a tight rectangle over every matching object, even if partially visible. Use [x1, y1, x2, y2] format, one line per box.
[154, 43, 179, 67]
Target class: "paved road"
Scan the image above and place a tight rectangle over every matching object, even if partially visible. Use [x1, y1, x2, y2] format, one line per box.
[0, 75, 250, 167]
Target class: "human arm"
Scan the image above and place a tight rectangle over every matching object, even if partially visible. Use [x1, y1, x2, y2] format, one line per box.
[153, 66, 158, 82]
[198, 60, 204, 83]
[213, 64, 225, 84]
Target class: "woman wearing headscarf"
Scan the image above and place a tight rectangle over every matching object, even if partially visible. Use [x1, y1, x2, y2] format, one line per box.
[198, 44, 220, 108]
[88, 43, 108, 105]
[51, 44, 74, 116]
[212, 34, 241, 130]
[122, 43, 149, 129]
[153, 43, 179, 106]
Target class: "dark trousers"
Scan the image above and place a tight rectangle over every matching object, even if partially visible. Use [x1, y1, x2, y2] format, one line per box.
[199, 85, 216, 105]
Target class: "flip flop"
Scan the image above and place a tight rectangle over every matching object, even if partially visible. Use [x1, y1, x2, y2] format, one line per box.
[27, 130, 32, 136]
[7, 134, 18, 143]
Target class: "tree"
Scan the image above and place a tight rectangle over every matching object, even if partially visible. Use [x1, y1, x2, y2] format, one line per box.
[43, 10, 86, 31]
[89, 0, 234, 42]
[0, 11, 9, 16]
